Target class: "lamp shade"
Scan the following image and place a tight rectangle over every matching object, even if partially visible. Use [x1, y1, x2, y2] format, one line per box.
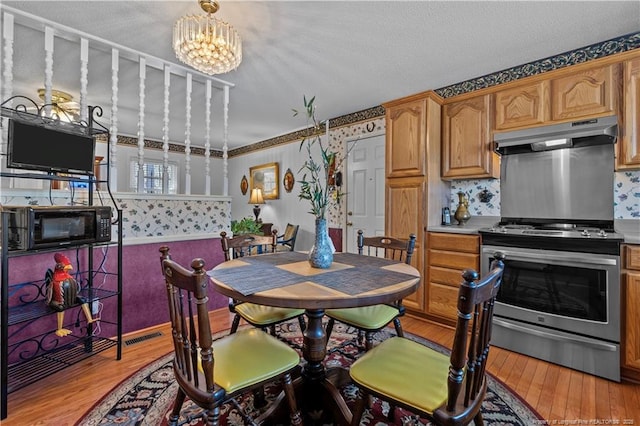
[249, 188, 265, 205]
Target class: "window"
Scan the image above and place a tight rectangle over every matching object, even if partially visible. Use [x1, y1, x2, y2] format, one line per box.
[129, 159, 178, 194]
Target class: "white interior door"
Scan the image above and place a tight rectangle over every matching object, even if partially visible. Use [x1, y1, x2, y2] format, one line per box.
[345, 133, 385, 253]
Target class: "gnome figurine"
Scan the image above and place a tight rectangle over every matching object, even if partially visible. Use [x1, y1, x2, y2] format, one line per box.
[45, 253, 96, 337]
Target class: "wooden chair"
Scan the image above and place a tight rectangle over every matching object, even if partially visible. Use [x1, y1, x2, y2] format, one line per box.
[276, 223, 299, 252]
[158, 247, 303, 426]
[349, 252, 506, 426]
[220, 231, 306, 335]
[325, 230, 416, 351]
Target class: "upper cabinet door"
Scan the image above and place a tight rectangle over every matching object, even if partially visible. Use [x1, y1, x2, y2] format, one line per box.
[551, 64, 620, 121]
[619, 58, 640, 170]
[385, 98, 426, 178]
[494, 81, 550, 131]
[442, 94, 499, 180]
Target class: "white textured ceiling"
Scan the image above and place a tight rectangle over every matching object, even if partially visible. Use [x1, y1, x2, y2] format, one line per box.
[2, 1, 640, 150]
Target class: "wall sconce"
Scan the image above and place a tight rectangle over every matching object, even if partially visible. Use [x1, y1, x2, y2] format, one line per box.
[249, 188, 265, 222]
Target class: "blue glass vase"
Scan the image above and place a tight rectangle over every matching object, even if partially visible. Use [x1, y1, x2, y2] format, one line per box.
[308, 218, 333, 269]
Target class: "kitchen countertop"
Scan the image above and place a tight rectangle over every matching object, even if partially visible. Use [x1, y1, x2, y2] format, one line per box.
[429, 217, 640, 245]
[428, 216, 499, 235]
[616, 219, 640, 245]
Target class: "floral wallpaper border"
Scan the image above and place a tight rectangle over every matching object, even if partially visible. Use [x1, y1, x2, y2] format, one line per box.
[99, 31, 640, 161]
[435, 31, 640, 98]
[234, 31, 640, 158]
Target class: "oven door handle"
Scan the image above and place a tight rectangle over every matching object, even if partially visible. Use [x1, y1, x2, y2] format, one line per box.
[493, 318, 618, 351]
[484, 247, 618, 266]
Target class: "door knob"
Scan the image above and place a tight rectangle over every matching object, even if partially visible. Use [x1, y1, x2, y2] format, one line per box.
[347, 211, 353, 216]
[346, 222, 353, 226]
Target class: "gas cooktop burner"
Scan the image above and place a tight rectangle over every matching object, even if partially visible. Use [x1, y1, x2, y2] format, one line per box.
[480, 221, 623, 241]
[480, 221, 622, 258]
[502, 224, 535, 230]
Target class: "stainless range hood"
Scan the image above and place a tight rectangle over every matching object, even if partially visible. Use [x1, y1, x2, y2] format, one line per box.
[495, 115, 618, 154]
[497, 115, 618, 224]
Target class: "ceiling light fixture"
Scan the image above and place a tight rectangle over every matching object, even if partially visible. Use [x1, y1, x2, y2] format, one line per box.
[37, 88, 79, 122]
[173, 0, 242, 75]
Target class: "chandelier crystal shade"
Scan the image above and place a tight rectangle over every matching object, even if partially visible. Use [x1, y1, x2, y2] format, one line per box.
[173, 0, 242, 75]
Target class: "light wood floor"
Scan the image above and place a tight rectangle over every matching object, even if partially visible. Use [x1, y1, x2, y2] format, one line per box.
[4, 310, 640, 425]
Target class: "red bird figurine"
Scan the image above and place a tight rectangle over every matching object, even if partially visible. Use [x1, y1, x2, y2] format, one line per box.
[45, 253, 96, 337]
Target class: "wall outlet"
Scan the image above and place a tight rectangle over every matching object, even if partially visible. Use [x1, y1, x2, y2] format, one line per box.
[92, 299, 100, 316]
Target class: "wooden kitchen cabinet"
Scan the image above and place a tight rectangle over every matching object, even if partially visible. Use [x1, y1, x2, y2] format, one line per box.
[442, 94, 499, 180]
[622, 244, 640, 381]
[619, 58, 640, 170]
[384, 96, 427, 178]
[383, 92, 447, 314]
[494, 80, 550, 131]
[550, 63, 620, 122]
[386, 177, 425, 311]
[383, 92, 443, 179]
[426, 232, 479, 323]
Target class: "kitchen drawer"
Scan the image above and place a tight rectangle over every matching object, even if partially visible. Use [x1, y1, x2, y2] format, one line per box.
[429, 265, 465, 288]
[428, 232, 479, 253]
[624, 245, 640, 270]
[428, 249, 479, 270]
[428, 282, 458, 320]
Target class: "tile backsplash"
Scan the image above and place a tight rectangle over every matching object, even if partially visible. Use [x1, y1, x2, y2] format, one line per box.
[450, 171, 640, 219]
[615, 171, 640, 218]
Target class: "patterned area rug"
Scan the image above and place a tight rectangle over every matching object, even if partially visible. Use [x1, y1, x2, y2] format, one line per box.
[78, 321, 541, 425]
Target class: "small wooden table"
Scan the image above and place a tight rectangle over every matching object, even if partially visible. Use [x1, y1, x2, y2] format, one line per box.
[259, 222, 273, 236]
[209, 251, 421, 424]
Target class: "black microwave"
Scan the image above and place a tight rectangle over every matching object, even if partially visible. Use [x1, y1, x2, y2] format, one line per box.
[4, 205, 112, 251]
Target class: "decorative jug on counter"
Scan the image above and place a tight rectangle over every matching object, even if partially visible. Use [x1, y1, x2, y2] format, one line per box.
[454, 191, 471, 226]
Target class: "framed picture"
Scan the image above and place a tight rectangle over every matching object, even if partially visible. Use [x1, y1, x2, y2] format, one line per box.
[250, 162, 279, 200]
[283, 168, 295, 193]
[240, 175, 249, 195]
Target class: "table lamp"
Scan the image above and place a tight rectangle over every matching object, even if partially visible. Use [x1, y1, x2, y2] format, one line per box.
[249, 188, 265, 222]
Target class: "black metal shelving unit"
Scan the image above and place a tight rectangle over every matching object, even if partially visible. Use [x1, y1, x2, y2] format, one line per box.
[0, 97, 122, 420]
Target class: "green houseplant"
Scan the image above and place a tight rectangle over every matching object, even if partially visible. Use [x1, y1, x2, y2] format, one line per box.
[231, 217, 262, 235]
[294, 96, 343, 268]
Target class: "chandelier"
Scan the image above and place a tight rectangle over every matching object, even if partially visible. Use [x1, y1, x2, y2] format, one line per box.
[173, 0, 242, 75]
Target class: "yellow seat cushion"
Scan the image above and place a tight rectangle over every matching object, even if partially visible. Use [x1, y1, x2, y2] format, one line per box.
[326, 305, 400, 330]
[199, 328, 300, 394]
[349, 336, 450, 414]
[234, 303, 304, 325]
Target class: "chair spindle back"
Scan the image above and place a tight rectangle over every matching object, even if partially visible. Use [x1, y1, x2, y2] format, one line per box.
[160, 247, 216, 396]
[444, 252, 505, 414]
[357, 229, 416, 264]
[221, 230, 277, 260]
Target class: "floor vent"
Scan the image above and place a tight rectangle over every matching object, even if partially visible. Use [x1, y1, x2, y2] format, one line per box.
[124, 331, 163, 346]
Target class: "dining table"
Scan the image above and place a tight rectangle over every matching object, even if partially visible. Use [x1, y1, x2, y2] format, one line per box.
[208, 250, 421, 424]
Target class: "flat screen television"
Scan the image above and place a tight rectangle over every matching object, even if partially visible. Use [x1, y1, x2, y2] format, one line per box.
[7, 119, 96, 175]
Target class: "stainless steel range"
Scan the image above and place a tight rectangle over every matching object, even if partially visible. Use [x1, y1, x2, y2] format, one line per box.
[480, 115, 622, 381]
